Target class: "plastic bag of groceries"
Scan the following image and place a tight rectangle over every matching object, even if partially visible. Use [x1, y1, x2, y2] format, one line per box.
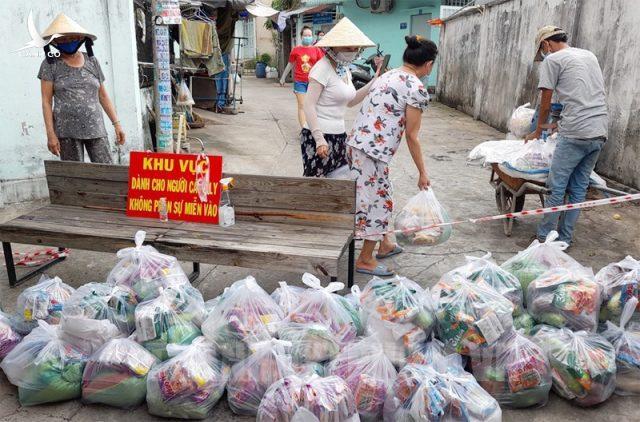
[176, 79, 195, 106]
[327, 335, 398, 421]
[470, 330, 552, 408]
[227, 339, 296, 415]
[285, 274, 362, 347]
[59, 314, 121, 356]
[501, 230, 579, 293]
[12, 275, 75, 335]
[278, 322, 341, 363]
[271, 281, 306, 316]
[383, 355, 502, 422]
[601, 297, 640, 395]
[526, 265, 600, 332]
[202, 276, 283, 362]
[502, 136, 556, 174]
[107, 230, 190, 301]
[257, 374, 359, 422]
[62, 282, 138, 335]
[147, 337, 230, 419]
[513, 311, 537, 336]
[406, 336, 447, 365]
[596, 256, 640, 325]
[395, 189, 452, 246]
[433, 275, 514, 355]
[135, 289, 201, 361]
[360, 276, 436, 367]
[443, 252, 524, 316]
[1, 320, 86, 406]
[507, 103, 535, 138]
[0, 311, 22, 360]
[532, 326, 616, 406]
[81, 337, 157, 408]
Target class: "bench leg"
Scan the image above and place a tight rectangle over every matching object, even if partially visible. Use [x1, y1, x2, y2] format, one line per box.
[2, 242, 67, 288]
[347, 239, 355, 288]
[189, 262, 200, 283]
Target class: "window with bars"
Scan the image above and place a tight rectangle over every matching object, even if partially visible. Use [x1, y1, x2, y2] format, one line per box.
[442, 0, 475, 6]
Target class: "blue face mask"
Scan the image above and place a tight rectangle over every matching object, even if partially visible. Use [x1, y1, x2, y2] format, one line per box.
[301, 36, 314, 46]
[54, 39, 84, 54]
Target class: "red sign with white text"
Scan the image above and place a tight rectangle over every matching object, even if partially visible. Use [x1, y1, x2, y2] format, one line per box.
[126, 151, 223, 224]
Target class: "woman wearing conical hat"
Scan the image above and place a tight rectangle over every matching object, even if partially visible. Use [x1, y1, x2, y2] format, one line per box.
[38, 13, 125, 163]
[301, 17, 381, 178]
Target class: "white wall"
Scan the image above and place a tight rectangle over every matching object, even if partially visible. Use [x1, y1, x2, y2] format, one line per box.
[0, 0, 143, 207]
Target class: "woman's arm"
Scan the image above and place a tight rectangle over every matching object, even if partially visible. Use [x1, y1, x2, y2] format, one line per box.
[303, 78, 329, 158]
[41, 80, 59, 156]
[348, 76, 377, 107]
[405, 105, 430, 190]
[279, 62, 293, 86]
[98, 84, 125, 145]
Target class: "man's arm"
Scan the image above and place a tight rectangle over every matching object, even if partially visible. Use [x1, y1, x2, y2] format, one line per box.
[525, 88, 553, 142]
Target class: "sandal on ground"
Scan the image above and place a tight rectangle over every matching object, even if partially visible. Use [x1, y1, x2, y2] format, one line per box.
[376, 245, 404, 260]
[356, 264, 394, 277]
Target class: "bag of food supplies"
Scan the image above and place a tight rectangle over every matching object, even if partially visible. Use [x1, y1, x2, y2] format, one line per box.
[406, 337, 447, 365]
[12, 275, 75, 335]
[507, 103, 535, 138]
[383, 355, 502, 422]
[433, 275, 514, 355]
[395, 189, 452, 246]
[278, 322, 340, 363]
[601, 297, 640, 395]
[81, 337, 157, 408]
[360, 275, 436, 366]
[285, 274, 362, 347]
[596, 256, 640, 325]
[227, 339, 296, 415]
[147, 337, 230, 419]
[135, 289, 201, 361]
[0, 320, 86, 406]
[327, 335, 398, 421]
[502, 136, 556, 175]
[526, 265, 600, 332]
[513, 312, 537, 335]
[271, 281, 306, 316]
[470, 330, 551, 408]
[59, 314, 121, 356]
[202, 276, 283, 362]
[532, 327, 616, 406]
[0, 311, 22, 360]
[257, 374, 359, 422]
[107, 230, 190, 301]
[443, 252, 524, 316]
[501, 230, 579, 293]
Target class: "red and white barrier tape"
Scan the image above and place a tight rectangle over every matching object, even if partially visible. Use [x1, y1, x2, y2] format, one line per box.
[13, 248, 69, 267]
[356, 193, 640, 238]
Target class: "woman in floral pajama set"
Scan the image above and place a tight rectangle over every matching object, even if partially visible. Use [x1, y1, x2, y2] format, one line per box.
[347, 36, 439, 276]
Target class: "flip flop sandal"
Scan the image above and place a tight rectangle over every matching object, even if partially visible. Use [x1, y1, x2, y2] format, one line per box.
[356, 264, 394, 277]
[376, 245, 404, 260]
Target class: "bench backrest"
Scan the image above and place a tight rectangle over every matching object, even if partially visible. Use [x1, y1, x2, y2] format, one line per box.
[44, 160, 356, 229]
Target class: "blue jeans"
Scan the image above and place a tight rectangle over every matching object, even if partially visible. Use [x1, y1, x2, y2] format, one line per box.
[214, 53, 230, 108]
[537, 136, 605, 243]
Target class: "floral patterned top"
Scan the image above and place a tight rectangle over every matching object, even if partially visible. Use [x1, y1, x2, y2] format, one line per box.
[347, 68, 429, 163]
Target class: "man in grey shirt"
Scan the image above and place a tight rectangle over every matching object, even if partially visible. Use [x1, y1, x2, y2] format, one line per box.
[526, 26, 608, 244]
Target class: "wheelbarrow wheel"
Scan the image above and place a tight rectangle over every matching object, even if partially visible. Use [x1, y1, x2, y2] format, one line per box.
[495, 184, 526, 236]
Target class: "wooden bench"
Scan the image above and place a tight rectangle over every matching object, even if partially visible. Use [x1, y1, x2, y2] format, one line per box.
[0, 161, 356, 288]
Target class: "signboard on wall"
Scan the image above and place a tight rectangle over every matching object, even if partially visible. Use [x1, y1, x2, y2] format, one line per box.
[155, 0, 182, 25]
[127, 152, 223, 224]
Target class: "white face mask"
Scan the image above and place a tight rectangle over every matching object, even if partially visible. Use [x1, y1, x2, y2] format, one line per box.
[335, 51, 358, 63]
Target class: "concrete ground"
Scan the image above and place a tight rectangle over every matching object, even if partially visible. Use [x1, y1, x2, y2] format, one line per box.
[0, 76, 638, 421]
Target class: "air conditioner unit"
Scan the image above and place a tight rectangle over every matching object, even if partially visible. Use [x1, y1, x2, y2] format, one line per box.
[371, 0, 394, 14]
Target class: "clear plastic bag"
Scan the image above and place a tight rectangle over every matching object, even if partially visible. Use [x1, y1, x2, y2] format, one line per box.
[278, 322, 340, 363]
[384, 355, 502, 422]
[470, 330, 552, 408]
[526, 265, 600, 332]
[0, 311, 22, 360]
[202, 276, 283, 362]
[507, 103, 535, 138]
[134, 289, 201, 361]
[13, 275, 75, 334]
[443, 252, 524, 316]
[176, 80, 195, 106]
[406, 337, 447, 365]
[257, 374, 359, 422]
[59, 314, 121, 356]
[81, 337, 157, 408]
[395, 189, 452, 246]
[501, 230, 579, 293]
[433, 275, 514, 355]
[596, 256, 640, 325]
[360, 276, 436, 367]
[0, 320, 87, 406]
[502, 136, 556, 174]
[147, 337, 230, 419]
[285, 274, 362, 347]
[601, 297, 640, 395]
[271, 281, 306, 316]
[327, 335, 398, 421]
[532, 327, 616, 406]
[107, 230, 190, 301]
[227, 339, 296, 415]
[513, 312, 537, 336]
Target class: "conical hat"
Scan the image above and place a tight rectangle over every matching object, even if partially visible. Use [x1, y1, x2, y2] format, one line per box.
[315, 17, 375, 48]
[41, 13, 96, 41]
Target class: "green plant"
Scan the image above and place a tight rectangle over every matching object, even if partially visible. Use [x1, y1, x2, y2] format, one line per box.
[258, 53, 272, 66]
[244, 57, 258, 69]
[264, 0, 301, 29]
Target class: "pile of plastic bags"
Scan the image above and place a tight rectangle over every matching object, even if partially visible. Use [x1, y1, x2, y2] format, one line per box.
[394, 189, 452, 246]
[596, 256, 640, 325]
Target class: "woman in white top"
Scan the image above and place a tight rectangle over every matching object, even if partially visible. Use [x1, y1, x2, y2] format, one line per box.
[301, 18, 381, 177]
